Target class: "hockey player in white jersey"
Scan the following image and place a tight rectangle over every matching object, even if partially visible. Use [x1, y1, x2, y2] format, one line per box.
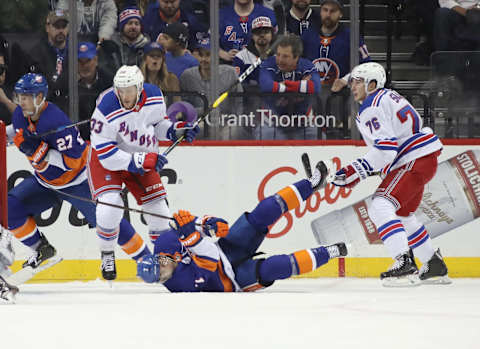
[88, 65, 199, 279]
[331, 62, 450, 286]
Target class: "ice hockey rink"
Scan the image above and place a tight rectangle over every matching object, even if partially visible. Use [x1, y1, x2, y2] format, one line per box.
[3, 278, 480, 349]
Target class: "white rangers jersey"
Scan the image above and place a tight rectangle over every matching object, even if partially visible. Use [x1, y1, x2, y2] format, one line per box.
[356, 88, 443, 175]
[90, 83, 172, 171]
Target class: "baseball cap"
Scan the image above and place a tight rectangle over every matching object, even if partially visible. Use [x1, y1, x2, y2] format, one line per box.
[195, 36, 210, 51]
[144, 42, 165, 55]
[163, 22, 189, 46]
[47, 10, 69, 25]
[321, 0, 343, 10]
[78, 42, 97, 59]
[252, 16, 274, 31]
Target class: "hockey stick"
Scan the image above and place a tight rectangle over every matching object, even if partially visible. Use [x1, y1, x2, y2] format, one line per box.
[162, 35, 286, 157]
[301, 153, 328, 190]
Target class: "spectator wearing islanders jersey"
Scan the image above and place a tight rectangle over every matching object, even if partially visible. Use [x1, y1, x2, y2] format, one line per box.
[258, 34, 321, 139]
[219, 0, 277, 63]
[233, 16, 275, 88]
[143, 0, 208, 50]
[301, 0, 370, 89]
[286, 0, 321, 36]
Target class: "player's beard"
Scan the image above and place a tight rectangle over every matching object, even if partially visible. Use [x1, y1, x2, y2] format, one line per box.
[322, 18, 337, 30]
[54, 34, 66, 46]
[124, 29, 140, 42]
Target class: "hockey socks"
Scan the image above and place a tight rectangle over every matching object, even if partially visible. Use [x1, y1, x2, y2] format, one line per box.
[11, 217, 42, 249]
[247, 180, 313, 230]
[118, 220, 151, 261]
[377, 219, 409, 258]
[258, 247, 331, 283]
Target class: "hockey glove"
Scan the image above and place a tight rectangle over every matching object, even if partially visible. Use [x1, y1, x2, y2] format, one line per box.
[170, 210, 199, 241]
[13, 128, 49, 165]
[137, 254, 160, 283]
[332, 158, 373, 189]
[166, 121, 200, 143]
[201, 215, 229, 238]
[128, 152, 168, 175]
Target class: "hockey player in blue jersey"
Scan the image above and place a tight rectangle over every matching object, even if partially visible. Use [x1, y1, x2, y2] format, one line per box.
[137, 160, 348, 292]
[219, 0, 277, 62]
[7, 73, 152, 281]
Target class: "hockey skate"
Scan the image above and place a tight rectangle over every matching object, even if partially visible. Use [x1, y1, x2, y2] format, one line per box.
[381, 252, 420, 287]
[23, 233, 57, 269]
[419, 249, 452, 285]
[101, 251, 117, 281]
[326, 242, 348, 259]
[0, 275, 19, 303]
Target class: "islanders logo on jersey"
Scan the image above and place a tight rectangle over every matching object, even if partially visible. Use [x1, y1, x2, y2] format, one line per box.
[312, 58, 340, 85]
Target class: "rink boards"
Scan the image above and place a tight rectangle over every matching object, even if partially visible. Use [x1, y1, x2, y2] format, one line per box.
[6, 141, 480, 281]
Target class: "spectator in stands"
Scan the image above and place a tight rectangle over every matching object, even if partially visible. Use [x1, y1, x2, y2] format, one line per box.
[77, 42, 113, 140]
[259, 34, 321, 139]
[434, 0, 480, 52]
[219, 0, 277, 62]
[286, 0, 321, 35]
[408, 0, 439, 65]
[56, 0, 118, 43]
[0, 53, 16, 125]
[101, 6, 150, 75]
[233, 16, 275, 89]
[140, 41, 180, 105]
[28, 10, 70, 112]
[143, 0, 208, 49]
[302, 0, 370, 91]
[180, 37, 244, 139]
[163, 23, 199, 79]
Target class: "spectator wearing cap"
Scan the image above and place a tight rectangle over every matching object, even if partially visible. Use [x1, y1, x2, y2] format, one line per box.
[28, 10, 70, 112]
[180, 37, 244, 139]
[143, 0, 208, 50]
[233, 16, 275, 89]
[77, 42, 114, 140]
[301, 0, 370, 91]
[55, 0, 118, 43]
[286, 0, 321, 35]
[259, 34, 321, 139]
[0, 51, 16, 124]
[162, 22, 199, 79]
[219, 0, 277, 62]
[140, 41, 180, 105]
[102, 6, 150, 74]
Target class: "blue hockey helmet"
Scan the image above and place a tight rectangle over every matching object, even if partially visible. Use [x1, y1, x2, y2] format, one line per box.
[14, 73, 49, 97]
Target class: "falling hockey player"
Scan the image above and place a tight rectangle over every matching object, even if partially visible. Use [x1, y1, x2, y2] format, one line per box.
[330, 62, 450, 286]
[6, 73, 154, 286]
[137, 159, 348, 292]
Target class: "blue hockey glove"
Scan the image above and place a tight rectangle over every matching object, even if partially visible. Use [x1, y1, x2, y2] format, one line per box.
[201, 215, 229, 238]
[137, 254, 160, 283]
[166, 122, 200, 143]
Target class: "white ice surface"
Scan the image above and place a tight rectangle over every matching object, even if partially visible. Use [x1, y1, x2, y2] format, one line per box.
[3, 278, 480, 349]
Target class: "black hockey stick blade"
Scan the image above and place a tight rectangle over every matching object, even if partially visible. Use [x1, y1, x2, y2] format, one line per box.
[302, 153, 312, 178]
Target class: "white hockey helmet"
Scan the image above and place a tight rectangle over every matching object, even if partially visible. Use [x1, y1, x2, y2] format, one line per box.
[350, 62, 386, 94]
[113, 65, 144, 107]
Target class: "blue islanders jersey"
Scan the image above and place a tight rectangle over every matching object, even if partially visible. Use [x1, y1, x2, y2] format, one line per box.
[154, 230, 238, 292]
[301, 24, 371, 85]
[219, 4, 277, 51]
[259, 56, 320, 115]
[12, 103, 88, 189]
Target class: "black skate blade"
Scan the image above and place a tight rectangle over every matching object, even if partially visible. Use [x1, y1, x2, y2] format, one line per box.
[6, 256, 63, 286]
[421, 275, 452, 285]
[382, 274, 421, 288]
